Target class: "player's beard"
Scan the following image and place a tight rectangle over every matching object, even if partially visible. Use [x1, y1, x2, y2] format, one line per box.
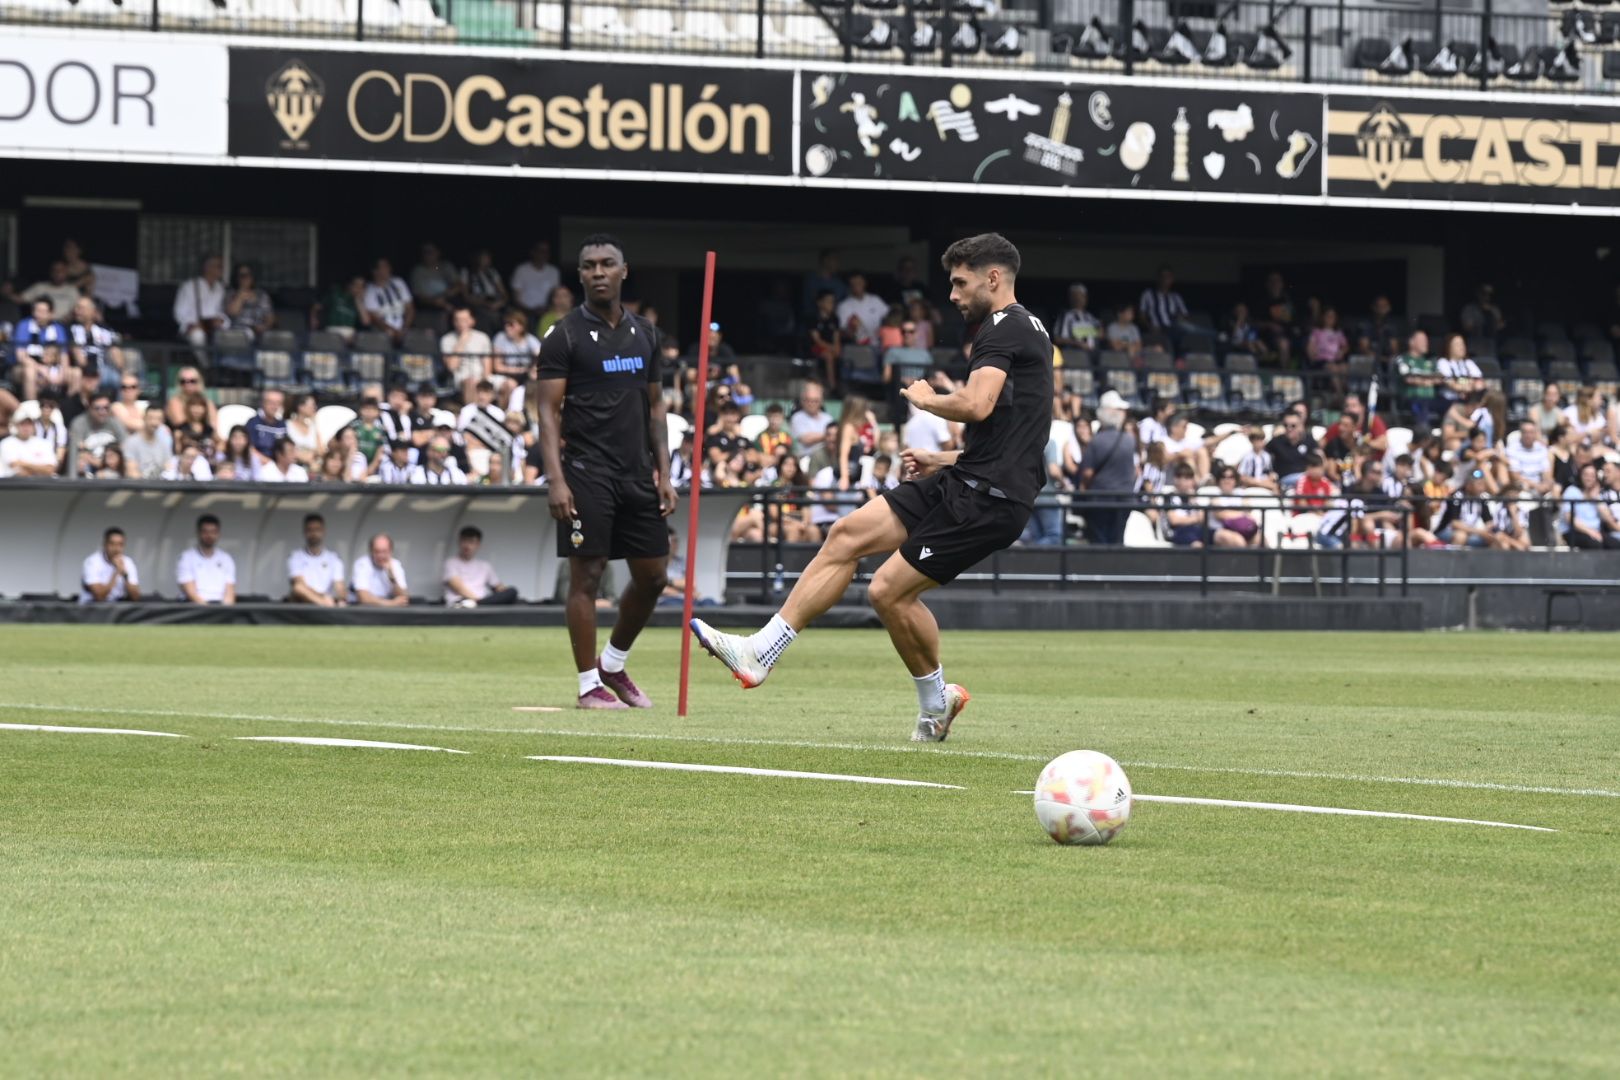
[958, 288, 991, 324]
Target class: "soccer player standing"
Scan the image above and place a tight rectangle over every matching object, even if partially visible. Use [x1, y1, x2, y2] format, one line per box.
[693, 234, 1052, 741]
[535, 235, 678, 709]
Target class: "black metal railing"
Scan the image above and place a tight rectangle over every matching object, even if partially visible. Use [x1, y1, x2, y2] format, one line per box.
[2, 0, 1615, 93]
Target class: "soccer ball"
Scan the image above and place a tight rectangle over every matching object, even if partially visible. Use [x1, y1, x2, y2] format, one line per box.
[1033, 750, 1133, 845]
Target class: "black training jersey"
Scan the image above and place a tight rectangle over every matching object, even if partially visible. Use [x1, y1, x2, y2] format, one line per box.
[536, 304, 661, 468]
[953, 303, 1054, 508]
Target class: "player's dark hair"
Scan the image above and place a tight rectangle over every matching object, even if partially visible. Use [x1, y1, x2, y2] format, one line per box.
[578, 233, 625, 262]
[197, 513, 220, 530]
[103, 526, 124, 542]
[1173, 463, 1196, 479]
[940, 233, 1021, 276]
[1395, 454, 1414, 468]
[459, 526, 483, 542]
[303, 513, 324, 528]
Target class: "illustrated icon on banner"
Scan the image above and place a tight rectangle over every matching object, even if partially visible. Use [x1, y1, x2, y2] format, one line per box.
[1087, 90, 1114, 131]
[811, 74, 836, 108]
[1203, 152, 1225, 180]
[1120, 122, 1155, 171]
[804, 144, 836, 177]
[1206, 104, 1253, 143]
[897, 91, 921, 123]
[888, 138, 922, 162]
[1022, 93, 1082, 177]
[265, 60, 325, 148]
[1353, 103, 1412, 190]
[1172, 108, 1190, 182]
[927, 84, 979, 142]
[1276, 130, 1319, 180]
[985, 93, 1041, 121]
[841, 92, 888, 157]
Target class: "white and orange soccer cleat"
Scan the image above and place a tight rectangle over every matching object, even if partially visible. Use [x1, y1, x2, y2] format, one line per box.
[690, 619, 771, 690]
[911, 683, 970, 742]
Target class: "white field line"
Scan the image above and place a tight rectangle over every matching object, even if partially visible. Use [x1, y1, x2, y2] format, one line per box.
[236, 736, 469, 754]
[528, 755, 962, 789]
[0, 722, 187, 738]
[1016, 790, 1556, 833]
[1, 701, 1616, 800]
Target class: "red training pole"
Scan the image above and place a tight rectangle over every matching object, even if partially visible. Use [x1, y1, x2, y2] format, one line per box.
[677, 250, 718, 718]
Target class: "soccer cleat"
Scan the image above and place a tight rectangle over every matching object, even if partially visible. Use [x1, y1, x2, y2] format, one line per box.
[689, 619, 770, 689]
[577, 686, 629, 710]
[597, 661, 653, 709]
[911, 684, 971, 743]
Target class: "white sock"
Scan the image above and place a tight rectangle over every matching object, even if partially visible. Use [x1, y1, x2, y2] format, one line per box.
[914, 667, 947, 716]
[579, 668, 604, 696]
[600, 642, 630, 674]
[747, 614, 797, 669]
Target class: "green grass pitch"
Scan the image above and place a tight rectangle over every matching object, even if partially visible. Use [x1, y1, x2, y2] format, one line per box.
[2, 626, 1617, 1076]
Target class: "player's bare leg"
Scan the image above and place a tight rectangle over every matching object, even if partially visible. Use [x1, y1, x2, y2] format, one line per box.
[692, 497, 907, 688]
[566, 555, 626, 709]
[867, 553, 970, 742]
[596, 555, 668, 708]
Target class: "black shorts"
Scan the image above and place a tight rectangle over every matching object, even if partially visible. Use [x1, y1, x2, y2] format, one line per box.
[882, 470, 1030, 584]
[558, 458, 670, 561]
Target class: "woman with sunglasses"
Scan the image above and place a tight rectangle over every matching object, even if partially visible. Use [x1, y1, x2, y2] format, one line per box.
[164, 367, 217, 431]
[110, 376, 145, 431]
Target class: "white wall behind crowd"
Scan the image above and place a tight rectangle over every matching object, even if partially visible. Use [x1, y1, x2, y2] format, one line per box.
[0, 33, 227, 157]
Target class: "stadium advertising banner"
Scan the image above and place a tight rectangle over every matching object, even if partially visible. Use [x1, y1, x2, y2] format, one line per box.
[0, 35, 227, 156]
[227, 48, 793, 175]
[1328, 95, 1620, 208]
[799, 71, 1323, 197]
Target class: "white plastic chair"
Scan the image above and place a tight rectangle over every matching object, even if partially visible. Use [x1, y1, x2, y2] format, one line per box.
[399, 0, 443, 26]
[685, 10, 738, 43]
[1311, 424, 1326, 444]
[1186, 421, 1206, 442]
[430, 408, 458, 430]
[1212, 422, 1243, 437]
[216, 403, 256, 441]
[1213, 432, 1249, 467]
[1385, 426, 1413, 457]
[784, 13, 836, 45]
[739, 414, 769, 442]
[735, 13, 787, 45]
[1123, 510, 1169, 548]
[533, 2, 563, 32]
[631, 7, 679, 38]
[316, 404, 357, 447]
[573, 4, 630, 36]
[666, 413, 690, 455]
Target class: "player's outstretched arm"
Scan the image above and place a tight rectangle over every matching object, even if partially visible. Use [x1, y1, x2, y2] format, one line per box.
[535, 378, 574, 522]
[900, 366, 1006, 424]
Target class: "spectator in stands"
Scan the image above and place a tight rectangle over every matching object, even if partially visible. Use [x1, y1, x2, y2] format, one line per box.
[836, 273, 889, 348]
[1489, 483, 1532, 551]
[443, 526, 517, 607]
[458, 379, 505, 436]
[314, 276, 366, 342]
[288, 513, 346, 606]
[1237, 427, 1277, 492]
[216, 425, 253, 482]
[13, 260, 82, 320]
[110, 374, 144, 432]
[85, 444, 125, 480]
[1563, 461, 1616, 549]
[789, 381, 833, 456]
[34, 393, 66, 469]
[885, 319, 932, 373]
[1266, 412, 1317, 489]
[1255, 271, 1296, 365]
[410, 242, 463, 318]
[1054, 283, 1102, 350]
[1139, 398, 1175, 448]
[1395, 329, 1439, 427]
[79, 526, 140, 603]
[59, 239, 93, 292]
[1459, 283, 1505, 339]
[1137, 266, 1192, 339]
[1307, 307, 1350, 388]
[1020, 423, 1069, 546]
[491, 310, 539, 406]
[1437, 333, 1482, 403]
[682, 322, 738, 366]
[68, 296, 123, 392]
[362, 257, 414, 345]
[351, 533, 409, 606]
[1529, 384, 1563, 440]
[174, 255, 228, 348]
[1222, 302, 1267, 364]
[225, 264, 276, 340]
[257, 436, 309, 483]
[1355, 294, 1401, 358]
[461, 248, 508, 331]
[409, 436, 466, 485]
[10, 298, 71, 401]
[831, 394, 878, 491]
[124, 406, 173, 480]
[1438, 467, 1497, 548]
[64, 391, 127, 477]
[1105, 303, 1142, 359]
[1079, 390, 1137, 545]
[333, 426, 369, 482]
[754, 403, 792, 459]
[1294, 452, 1334, 509]
[1163, 464, 1220, 547]
[537, 285, 574, 338]
[1161, 413, 1211, 482]
[509, 241, 560, 321]
[0, 414, 57, 477]
[805, 289, 843, 391]
[1209, 465, 1262, 547]
[801, 249, 847, 316]
[440, 304, 493, 401]
[178, 513, 236, 604]
[903, 376, 958, 457]
[164, 438, 213, 482]
[1565, 386, 1607, 445]
[284, 392, 322, 467]
[163, 367, 215, 431]
[375, 439, 415, 484]
[245, 389, 288, 464]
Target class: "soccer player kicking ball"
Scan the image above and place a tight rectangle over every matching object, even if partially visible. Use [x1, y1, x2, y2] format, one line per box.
[534, 235, 678, 709]
[693, 234, 1052, 741]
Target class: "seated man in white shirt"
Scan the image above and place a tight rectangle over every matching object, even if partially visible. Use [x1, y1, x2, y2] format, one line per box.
[442, 526, 518, 607]
[173, 254, 229, 347]
[440, 305, 493, 401]
[351, 533, 409, 607]
[287, 513, 346, 606]
[177, 513, 237, 605]
[80, 526, 141, 603]
[256, 436, 309, 483]
[0, 415, 59, 477]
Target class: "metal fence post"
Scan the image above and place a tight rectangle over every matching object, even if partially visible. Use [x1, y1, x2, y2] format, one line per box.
[843, 4, 853, 64]
[1480, 0, 1493, 93]
[756, 0, 766, 59]
[150, 0, 159, 31]
[356, 0, 365, 42]
[1122, 0, 1135, 77]
[1303, 6, 1313, 83]
[562, 0, 572, 50]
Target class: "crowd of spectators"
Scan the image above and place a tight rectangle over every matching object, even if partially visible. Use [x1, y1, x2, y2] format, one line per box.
[77, 516, 516, 606]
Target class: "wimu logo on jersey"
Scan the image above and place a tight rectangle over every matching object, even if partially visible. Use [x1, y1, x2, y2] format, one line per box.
[601, 355, 644, 374]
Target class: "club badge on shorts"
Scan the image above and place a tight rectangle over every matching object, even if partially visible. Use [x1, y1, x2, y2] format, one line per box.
[571, 518, 584, 548]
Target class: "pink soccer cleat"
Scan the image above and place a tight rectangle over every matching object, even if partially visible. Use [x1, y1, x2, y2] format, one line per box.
[577, 686, 629, 710]
[597, 662, 653, 709]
